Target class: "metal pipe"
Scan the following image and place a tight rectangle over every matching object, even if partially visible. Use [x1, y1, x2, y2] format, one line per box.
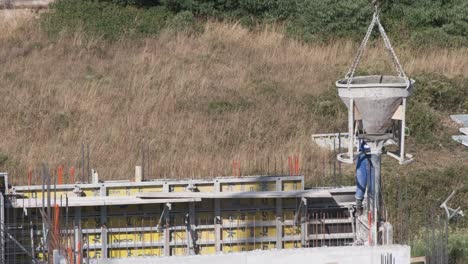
[400, 98, 407, 164]
[370, 142, 383, 246]
[348, 99, 354, 161]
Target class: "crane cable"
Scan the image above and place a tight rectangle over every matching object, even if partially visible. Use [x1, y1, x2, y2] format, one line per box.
[345, 0, 409, 89]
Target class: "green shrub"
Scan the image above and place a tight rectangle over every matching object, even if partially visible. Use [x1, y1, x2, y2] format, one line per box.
[410, 230, 468, 264]
[405, 74, 468, 144]
[166, 10, 196, 32]
[0, 153, 8, 166]
[384, 165, 468, 238]
[413, 74, 468, 113]
[448, 230, 468, 264]
[303, 88, 347, 131]
[41, 0, 468, 46]
[287, 0, 372, 42]
[41, 0, 174, 39]
[407, 100, 440, 144]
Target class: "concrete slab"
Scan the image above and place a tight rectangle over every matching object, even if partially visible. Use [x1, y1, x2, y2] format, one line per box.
[452, 135, 468, 147]
[451, 114, 468, 126]
[460, 127, 468, 135]
[92, 245, 411, 264]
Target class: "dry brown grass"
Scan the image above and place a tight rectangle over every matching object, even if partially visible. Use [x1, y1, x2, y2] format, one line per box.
[0, 9, 38, 40]
[0, 15, 467, 184]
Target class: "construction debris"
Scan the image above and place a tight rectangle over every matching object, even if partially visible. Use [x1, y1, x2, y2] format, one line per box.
[450, 114, 468, 147]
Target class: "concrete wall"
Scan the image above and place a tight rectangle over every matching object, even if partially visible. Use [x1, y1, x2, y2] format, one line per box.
[91, 245, 411, 264]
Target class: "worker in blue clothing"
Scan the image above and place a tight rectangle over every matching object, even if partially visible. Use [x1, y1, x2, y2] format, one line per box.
[355, 140, 374, 216]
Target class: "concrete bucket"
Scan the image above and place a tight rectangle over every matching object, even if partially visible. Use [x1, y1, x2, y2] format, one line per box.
[336, 75, 414, 135]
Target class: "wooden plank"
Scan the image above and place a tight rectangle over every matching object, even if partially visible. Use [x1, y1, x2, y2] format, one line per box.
[410, 256, 426, 263]
[460, 127, 468, 135]
[13, 175, 303, 191]
[12, 197, 202, 208]
[137, 190, 333, 199]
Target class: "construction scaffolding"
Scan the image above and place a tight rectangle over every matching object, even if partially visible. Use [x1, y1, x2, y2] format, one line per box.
[0, 173, 356, 263]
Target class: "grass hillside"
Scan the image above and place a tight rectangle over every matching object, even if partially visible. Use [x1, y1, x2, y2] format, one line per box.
[0, 4, 467, 262]
[0, 10, 467, 185]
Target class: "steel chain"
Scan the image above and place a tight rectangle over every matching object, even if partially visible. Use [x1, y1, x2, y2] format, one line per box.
[345, 4, 409, 89]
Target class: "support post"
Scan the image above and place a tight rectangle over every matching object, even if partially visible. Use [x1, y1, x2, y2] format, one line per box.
[214, 180, 221, 253]
[74, 208, 82, 264]
[186, 202, 196, 255]
[100, 184, 107, 259]
[371, 152, 381, 246]
[369, 140, 384, 246]
[135, 166, 143, 183]
[275, 178, 282, 249]
[399, 98, 407, 164]
[0, 195, 4, 264]
[348, 99, 355, 161]
[300, 198, 308, 247]
[163, 185, 171, 256]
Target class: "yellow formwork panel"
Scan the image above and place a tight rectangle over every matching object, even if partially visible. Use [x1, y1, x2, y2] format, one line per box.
[222, 225, 276, 240]
[84, 233, 102, 246]
[282, 210, 296, 220]
[107, 216, 160, 228]
[109, 248, 163, 258]
[197, 229, 215, 241]
[81, 217, 101, 229]
[282, 181, 302, 191]
[109, 232, 163, 245]
[222, 242, 276, 253]
[19, 190, 75, 199]
[283, 241, 301, 249]
[83, 189, 100, 197]
[87, 249, 102, 259]
[255, 226, 276, 238]
[283, 225, 300, 237]
[107, 186, 163, 196]
[197, 184, 214, 193]
[171, 230, 187, 242]
[171, 184, 212, 192]
[172, 185, 186, 192]
[221, 210, 276, 225]
[221, 182, 275, 192]
[172, 246, 188, 256]
[37, 252, 46, 261]
[197, 245, 216, 255]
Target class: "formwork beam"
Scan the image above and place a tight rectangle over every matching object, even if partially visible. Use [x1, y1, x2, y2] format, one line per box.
[214, 180, 221, 253]
[100, 184, 108, 259]
[187, 202, 196, 255]
[12, 197, 202, 208]
[83, 232, 356, 250]
[163, 186, 171, 257]
[275, 177, 283, 249]
[137, 190, 332, 199]
[0, 195, 4, 264]
[301, 198, 308, 246]
[13, 175, 305, 192]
